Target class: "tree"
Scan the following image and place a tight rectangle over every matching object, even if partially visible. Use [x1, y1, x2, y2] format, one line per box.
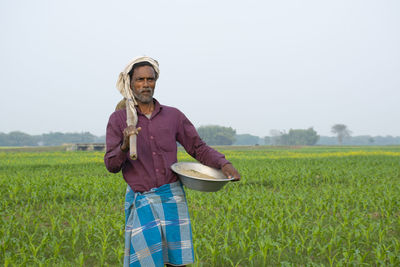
[197, 125, 236, 145]
[331, 124, 352, 145]
[286, 128, 319, 145]
[41, 132, 97, 145]
[0, 131, 39, 146]
[266, 128, 319, 146]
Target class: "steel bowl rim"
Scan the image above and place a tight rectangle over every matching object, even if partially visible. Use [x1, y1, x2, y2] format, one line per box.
[171, 162, 235, 182]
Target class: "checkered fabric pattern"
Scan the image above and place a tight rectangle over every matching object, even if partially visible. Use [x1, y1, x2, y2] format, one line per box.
[124, 181, 194, 267]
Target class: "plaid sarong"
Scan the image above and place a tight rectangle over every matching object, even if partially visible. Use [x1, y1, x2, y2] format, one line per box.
[124, 181, 194, 267]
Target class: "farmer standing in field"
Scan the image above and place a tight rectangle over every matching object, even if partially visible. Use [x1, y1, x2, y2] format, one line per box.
[104, 56, 240, 267]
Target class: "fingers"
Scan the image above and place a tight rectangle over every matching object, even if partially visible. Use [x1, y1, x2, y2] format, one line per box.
[121, 127, 141, 153]
[124, 126, 141, 137]
[222, 163, 241, 181]
[231, 171, 241, 181]
[229, 169, 241, 181]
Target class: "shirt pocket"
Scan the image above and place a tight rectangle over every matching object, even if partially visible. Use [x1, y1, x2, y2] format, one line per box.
[156, 128, 176, 152]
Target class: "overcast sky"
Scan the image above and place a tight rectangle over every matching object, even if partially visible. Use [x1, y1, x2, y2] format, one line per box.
[1, 0, 399, 137]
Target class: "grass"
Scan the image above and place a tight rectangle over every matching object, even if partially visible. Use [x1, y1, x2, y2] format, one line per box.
[1, 146, 399, 266]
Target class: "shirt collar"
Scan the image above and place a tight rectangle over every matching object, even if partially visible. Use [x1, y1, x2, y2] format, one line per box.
[135, 98, 163, 117]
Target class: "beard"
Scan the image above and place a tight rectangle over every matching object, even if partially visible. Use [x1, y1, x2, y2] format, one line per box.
[133, 87, 154, 104]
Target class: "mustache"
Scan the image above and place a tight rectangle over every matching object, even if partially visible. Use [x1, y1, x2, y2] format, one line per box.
[137, 87, 153, 93]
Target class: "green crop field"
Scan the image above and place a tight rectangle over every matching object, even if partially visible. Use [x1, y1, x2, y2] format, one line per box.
[1, 146, 400, 266]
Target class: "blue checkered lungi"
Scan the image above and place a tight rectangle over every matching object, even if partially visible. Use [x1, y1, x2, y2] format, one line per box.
[124, 181, 194, 267]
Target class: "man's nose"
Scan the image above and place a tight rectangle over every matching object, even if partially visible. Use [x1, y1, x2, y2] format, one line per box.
[143, 79, 149, 87]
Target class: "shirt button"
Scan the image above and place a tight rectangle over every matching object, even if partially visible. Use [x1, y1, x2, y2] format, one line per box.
[150, 136, 154, 139]
[156, 169, 159, 172]
[152, 152, 156, 155]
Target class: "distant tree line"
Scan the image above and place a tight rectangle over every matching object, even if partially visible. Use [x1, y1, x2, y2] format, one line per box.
[0, 131, 105, 146]
[233, 134, 263, 146]
[197, 125, 236, 145]
[264, 128, 319, 146]
[2, 125, 400, 147]
[197, 126, 320, 146]
[316, 135, 400, 146]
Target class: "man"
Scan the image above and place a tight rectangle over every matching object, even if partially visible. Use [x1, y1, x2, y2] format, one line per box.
[104, 56, 240, 267]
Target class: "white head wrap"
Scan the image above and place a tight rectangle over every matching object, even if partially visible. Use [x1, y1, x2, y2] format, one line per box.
[116, 56, 160, 126]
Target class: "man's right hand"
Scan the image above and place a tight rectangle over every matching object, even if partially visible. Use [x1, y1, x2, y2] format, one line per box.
[120, 126, 141, 152]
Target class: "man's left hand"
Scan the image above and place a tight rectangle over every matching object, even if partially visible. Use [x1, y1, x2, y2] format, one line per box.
[221, 163, 241, 181]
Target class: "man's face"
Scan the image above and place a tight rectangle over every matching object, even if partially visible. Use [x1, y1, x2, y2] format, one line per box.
[130, 65, 156, 104]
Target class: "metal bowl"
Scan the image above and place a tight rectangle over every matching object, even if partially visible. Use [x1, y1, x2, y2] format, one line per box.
[171, 162, 234, 192]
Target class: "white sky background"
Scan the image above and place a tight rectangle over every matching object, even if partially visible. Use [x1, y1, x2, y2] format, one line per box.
[0, 0, 399, 137]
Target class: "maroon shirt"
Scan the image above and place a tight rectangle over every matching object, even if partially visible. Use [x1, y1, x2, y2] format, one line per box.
[104, 99, 230, 192]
